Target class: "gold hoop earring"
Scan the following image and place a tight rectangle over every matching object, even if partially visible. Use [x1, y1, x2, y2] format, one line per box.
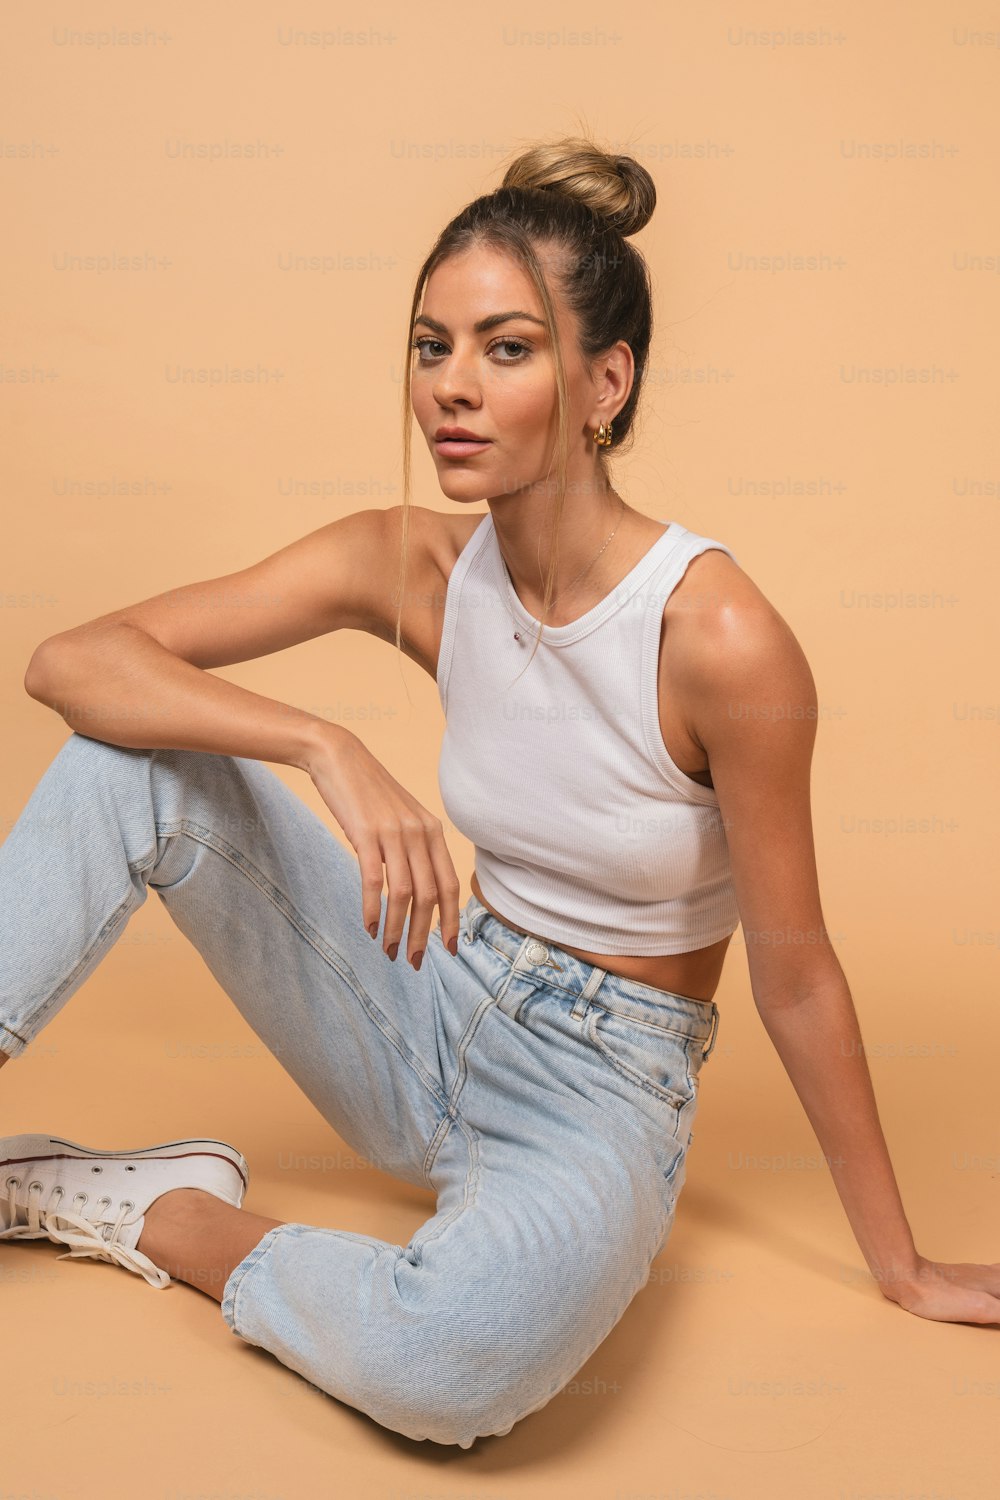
[592, 420, 614, 448]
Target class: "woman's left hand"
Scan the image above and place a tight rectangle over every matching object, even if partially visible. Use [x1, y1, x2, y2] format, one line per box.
[880, 1255, 1000, 1324]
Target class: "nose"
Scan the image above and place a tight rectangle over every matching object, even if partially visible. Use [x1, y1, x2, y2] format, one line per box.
[431, 345, 483, 410]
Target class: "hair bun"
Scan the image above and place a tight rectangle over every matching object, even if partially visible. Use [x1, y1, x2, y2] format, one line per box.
[500, 135, 656, 238]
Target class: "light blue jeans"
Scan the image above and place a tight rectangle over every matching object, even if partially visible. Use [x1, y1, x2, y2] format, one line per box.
[0, 732, 720, 1448]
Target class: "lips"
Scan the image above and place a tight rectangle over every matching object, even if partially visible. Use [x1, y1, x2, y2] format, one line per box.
[434, 427, 491, 442]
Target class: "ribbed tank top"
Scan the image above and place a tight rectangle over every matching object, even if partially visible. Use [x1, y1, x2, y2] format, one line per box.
[436, 511, 742, 956]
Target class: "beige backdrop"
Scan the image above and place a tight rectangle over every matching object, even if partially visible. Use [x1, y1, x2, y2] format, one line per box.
[2, 3, 998, 1497]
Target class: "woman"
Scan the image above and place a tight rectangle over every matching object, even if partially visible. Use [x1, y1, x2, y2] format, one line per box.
[1, 136, 996, 1450]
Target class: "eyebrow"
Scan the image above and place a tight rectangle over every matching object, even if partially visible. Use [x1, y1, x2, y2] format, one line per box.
[413, 310, 547, 336]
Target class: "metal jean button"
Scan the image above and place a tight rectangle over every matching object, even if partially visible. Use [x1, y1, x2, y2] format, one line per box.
[525, 941, 548, 964]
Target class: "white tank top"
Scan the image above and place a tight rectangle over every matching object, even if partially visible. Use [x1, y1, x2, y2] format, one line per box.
[436, 511, 742, 956]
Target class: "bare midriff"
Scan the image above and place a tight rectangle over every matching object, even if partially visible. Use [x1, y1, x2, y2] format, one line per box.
[469, 870, 731, 1006]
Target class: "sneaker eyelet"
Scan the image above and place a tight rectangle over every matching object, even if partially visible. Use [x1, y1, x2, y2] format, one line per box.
[73, 1192, 88, 1207]
[97, 1196, 112, 1209]
[91, 1165, 103, 1174]
[121, 1199, 135, 1212]
[125, 1164, 136, 1172]
[28, 1180, 43, 1193]
[6, 1176, 21, 1189]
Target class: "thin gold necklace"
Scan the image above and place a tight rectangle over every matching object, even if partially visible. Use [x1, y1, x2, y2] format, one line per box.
[498, 495, 627, 644]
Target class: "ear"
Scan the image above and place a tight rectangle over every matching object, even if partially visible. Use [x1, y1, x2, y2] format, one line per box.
[588, 339, 634, 427]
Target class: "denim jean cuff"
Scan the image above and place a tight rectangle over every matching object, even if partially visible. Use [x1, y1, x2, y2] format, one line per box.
[220, 1221, 294, 1334]
[0, 1023, 31, 1060]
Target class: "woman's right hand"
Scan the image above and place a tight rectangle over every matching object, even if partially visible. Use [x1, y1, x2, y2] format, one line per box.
[305, 725, 462, 970]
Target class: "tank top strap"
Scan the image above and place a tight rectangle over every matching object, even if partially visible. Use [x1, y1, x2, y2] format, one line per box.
[436, 513, 493, 714]
[637, 529, 741, 801]
[638, 528, 740, 648]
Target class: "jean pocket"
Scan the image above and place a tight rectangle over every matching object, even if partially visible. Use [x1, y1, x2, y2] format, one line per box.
[583, 1002, 699, 1116]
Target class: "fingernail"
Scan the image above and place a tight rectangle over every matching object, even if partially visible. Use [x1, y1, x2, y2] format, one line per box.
[368, 921, 379, 939]
[447, 936, 458, 957]
[412, 950, 424, 971]
[388, 942, 398, 962]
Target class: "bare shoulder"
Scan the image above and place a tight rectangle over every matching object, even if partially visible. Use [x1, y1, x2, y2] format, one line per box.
[668, 545, 803, 667]
[378, 501, 483, 593]
[386, 510, 485, 591]
[363, 505, 486, 673]
[667, 542, 766, 620]
[665, 545, 816, 749]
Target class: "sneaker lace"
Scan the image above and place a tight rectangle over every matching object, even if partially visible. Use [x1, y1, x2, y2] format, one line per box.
[0, 1176, 171, 1289]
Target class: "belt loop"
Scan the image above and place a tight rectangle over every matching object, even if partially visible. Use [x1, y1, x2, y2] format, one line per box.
[463, 898, 484, 946]
[701, 1002, 720, 1059]
[570, 965, 607, 1021]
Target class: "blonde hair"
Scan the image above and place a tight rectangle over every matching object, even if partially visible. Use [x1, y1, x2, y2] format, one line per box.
[396, 131, 657, 680]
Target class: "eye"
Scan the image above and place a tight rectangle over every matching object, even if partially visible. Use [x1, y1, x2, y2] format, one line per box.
[410, 336, 532, 365]
[485, 337, 531, 363]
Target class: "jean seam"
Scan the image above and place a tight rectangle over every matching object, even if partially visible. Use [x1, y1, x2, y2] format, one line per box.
[148, 828, 452, 1188]
[585, 1009, 692, 1117]
[6, 882, 143, 1041]
[421, 1108, 454, 1183]
[412, 1114, 482, 1259]
[0, 1024, 30, 1058]
[151, 822, 452, 1168]
[127, 844, 159, 876]
[663, 1117, 692, 1188]
[588, 1000, 702, 1046]
[421, 992, 495, 1181]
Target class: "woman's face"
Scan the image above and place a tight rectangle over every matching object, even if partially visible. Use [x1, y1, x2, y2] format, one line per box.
[410, 240, 621, 506]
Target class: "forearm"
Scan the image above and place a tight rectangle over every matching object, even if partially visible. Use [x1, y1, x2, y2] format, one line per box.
[755, 981, 920, 1285]
[24, 623, 337, 773]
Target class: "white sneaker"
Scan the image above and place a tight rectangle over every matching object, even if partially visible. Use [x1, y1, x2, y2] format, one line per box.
[0, 1133, 250, 1290]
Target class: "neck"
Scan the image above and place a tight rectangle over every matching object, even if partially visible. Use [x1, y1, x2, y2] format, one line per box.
[487, 484, 631, 610]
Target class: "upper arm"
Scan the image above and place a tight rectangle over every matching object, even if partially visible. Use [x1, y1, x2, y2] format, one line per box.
[676, 564, 846, 1008]
[29, 506, 403, 673]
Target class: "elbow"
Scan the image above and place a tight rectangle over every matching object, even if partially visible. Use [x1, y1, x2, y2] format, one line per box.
[24, 635, 72, 705]
[754, 969, 851, 1015]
